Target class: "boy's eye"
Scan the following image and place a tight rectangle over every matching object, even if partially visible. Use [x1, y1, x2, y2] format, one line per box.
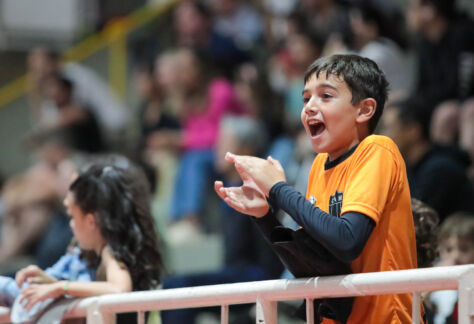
[322, 93, 333, 99]
[303, 97, 310, 104]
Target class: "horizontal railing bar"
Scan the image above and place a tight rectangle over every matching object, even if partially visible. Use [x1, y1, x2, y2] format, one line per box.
[0, 265, 471, 322]
[60, 265, 473, 317]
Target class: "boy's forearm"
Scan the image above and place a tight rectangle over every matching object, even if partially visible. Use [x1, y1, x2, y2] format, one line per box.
[269, 182, 374, 262]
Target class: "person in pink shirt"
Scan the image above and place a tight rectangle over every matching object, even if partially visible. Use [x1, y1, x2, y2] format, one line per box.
[165, 48, 246, 242]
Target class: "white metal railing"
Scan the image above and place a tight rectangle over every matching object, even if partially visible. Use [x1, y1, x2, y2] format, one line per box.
[0, 265, 473, 324]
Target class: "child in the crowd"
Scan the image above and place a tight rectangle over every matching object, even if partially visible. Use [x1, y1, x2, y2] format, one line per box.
[430, 213, 474, 324]
[411, 198, 440, 324]
[437, 213, 474, 266]
[411, 198, 439, 269]
[215, 54, 420, 323]
[0, 162, 163, 323]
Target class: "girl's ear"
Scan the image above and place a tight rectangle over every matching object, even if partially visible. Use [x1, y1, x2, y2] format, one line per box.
[356, 98, 377, 124]
[85, 212, 97, 228]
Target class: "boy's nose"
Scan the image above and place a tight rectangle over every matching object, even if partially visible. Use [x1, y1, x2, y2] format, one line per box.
[304, 103, 319, 115]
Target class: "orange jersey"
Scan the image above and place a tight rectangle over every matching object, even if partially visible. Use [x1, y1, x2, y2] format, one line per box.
[307, 135, 419, 324]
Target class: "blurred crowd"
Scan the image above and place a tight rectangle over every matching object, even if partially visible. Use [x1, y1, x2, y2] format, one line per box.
[0, 0, 473, 323]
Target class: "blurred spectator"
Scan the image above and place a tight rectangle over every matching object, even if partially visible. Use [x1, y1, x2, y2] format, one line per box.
[172, 0, 249, 77]
[153, 48, 246, 244]
[349, 0, 413, 99]
[381, 99, 474, 222]
[406, 0, 474, 161]
[411, 198, 440, 324]
[29, 74, 104, 154]
[233, 63, 284, 143]
[0, 134, 75, 273]
[153, 50, 184, 121]
[429, 213, 474, 324]
[411, 198, 440, 269]
[26, 47, 130, 143]
[458, 99, 474, 180]
[132, 57, 182, 229]
[209, 0, 263, 50]
[430, 98, 474, 182]
[407, 0, 474, 109]
[258, 0, 299, 51]
[161, 116, 283, 324]
[261, 0, 298, 18]
[298, 0, 352, 48]
[437, 213, 474, 266]
[133, 62, 180, 152]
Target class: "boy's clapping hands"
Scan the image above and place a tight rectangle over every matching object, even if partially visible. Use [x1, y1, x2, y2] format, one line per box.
[214, 152, 286, 218]
[225, 152, 286, 196]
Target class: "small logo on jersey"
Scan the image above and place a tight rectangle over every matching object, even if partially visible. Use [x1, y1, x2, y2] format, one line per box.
[329, 191, 343, 217]
[309, 195, 317, 205]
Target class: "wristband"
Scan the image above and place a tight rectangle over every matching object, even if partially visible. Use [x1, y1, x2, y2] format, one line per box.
[63, 281, 69, 295]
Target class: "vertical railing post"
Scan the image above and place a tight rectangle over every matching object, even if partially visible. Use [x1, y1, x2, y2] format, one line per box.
[256, 297, 277, 324]
[137, 311, 145, 324]
[411, 292, 421, 324]
[86, 299, 114, 324]
[306, 298, 315, 324]
[221, 305, 229, 324]
[457, 269, 474, 324]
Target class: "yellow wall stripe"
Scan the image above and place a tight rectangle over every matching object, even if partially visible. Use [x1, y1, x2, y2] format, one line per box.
[0, 1, 179, 110]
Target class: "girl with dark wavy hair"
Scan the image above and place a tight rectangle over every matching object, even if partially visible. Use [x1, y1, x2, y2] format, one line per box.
[17, 163, 163, 311]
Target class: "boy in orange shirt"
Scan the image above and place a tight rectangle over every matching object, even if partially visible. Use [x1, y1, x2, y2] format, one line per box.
[215, 54, 420, 323]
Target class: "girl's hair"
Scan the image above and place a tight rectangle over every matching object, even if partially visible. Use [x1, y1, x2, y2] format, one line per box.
[69, 163, 163, 291]
[411, 198, 439, 268]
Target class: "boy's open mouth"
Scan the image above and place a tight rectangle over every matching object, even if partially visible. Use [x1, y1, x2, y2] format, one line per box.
[308, 120, 326, 137]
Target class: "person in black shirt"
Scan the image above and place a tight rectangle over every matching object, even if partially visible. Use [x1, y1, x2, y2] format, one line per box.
[381, 99, 474, 222]
[406, 0, 474, 167]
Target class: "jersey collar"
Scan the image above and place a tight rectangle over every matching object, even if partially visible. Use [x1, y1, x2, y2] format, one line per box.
[324, 144, 359, 170]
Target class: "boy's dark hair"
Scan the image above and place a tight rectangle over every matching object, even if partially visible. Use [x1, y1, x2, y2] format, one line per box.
[304, 54, 389, 134]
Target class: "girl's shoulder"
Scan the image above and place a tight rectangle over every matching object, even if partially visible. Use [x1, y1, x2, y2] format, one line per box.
[100, 246, 128, 270]
[101, 246, 113, 261]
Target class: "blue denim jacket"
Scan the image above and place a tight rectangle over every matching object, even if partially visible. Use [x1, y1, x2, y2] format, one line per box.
[0, 246, 93, 323]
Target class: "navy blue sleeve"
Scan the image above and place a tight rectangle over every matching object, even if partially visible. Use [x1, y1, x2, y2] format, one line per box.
[269, 182, 375, 262]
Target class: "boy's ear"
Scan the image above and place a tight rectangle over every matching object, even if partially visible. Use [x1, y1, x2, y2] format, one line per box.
[356, 98, 377, 124]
